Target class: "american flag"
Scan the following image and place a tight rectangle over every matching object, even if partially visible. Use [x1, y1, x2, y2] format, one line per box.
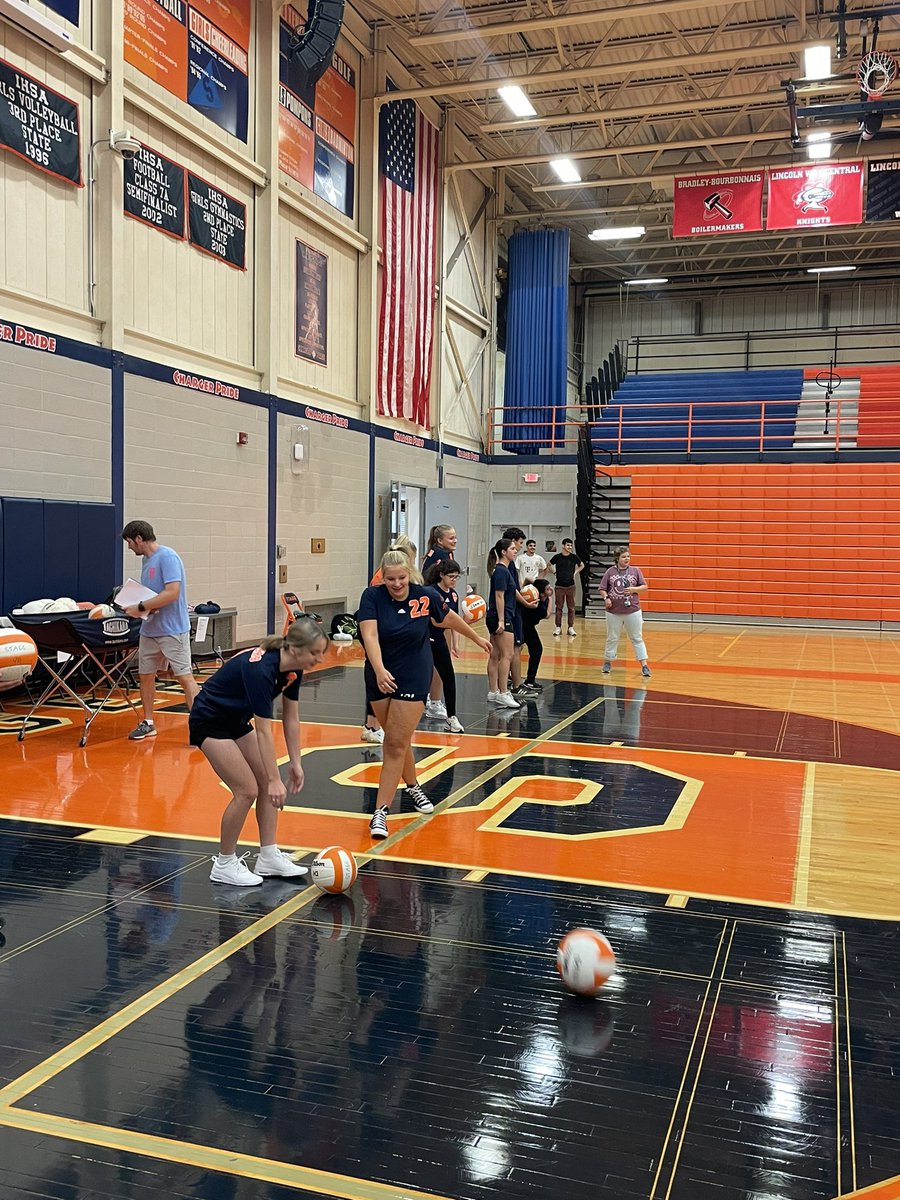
[377, 97, 440, 427]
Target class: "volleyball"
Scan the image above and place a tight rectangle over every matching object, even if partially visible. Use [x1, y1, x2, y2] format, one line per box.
[0, 630, 39, 690]
[89, 604, 116, 619]
[462, 593, 486, 622]
[556, 927, 616, 997]
[521, 584, 539, 602]
[310, 845, 358, 893]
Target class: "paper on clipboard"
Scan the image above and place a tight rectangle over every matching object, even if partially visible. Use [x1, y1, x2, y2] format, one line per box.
[117, 577, 157, 615]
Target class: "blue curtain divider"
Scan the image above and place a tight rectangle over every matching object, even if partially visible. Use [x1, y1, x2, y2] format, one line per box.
[502, 228, 569, 453]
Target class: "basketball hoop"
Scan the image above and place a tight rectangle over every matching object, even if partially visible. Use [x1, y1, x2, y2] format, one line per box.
[857, 50, 898, 99]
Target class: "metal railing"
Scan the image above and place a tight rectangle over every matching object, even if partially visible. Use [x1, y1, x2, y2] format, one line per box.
[486, 405, 593, 455]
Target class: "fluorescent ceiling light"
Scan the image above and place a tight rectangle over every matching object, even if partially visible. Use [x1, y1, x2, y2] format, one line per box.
[806, 132, 832, 160]
[550, 158, 581, 183]
[807, 265, 857, 274]
[497, 85, 536, 118]
[589, 225, 645, 241]
[625, 277, 668, 285]
[804, 44, 832, 79]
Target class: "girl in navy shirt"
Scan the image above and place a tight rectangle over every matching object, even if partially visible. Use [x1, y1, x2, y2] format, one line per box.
[485, 538, 521, 709]
[424, 557, 465, 733]
[190, 615, 328, 887]
[421, 523, 457, 574]
[358, 549, 490, 839]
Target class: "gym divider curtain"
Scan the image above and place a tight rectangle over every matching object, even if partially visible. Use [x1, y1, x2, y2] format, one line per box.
[502, 228, 570, 453]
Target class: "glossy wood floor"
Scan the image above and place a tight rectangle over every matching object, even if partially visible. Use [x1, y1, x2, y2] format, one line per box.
[1, 618, 898, 1200]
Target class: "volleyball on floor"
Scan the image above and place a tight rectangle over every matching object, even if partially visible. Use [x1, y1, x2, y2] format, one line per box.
[0, 630, 38, 690]
[462, 593, 486, 622]
[310, 846, 358, 893]
[556, 927, 616, 996]
[521, 583, 539, 602]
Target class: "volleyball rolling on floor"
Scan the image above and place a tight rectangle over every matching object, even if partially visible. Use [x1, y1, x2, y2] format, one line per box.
[0, 622, 898, 1200]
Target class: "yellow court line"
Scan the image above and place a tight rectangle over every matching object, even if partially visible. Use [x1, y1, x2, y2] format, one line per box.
[717, 631, 744, 657]
[0, 1109, 453, 1200]
[792, 762, 817, 909]
[665, 894, 689, 908]
[75, 828, 147, 845]
[463, 869, 490, 882]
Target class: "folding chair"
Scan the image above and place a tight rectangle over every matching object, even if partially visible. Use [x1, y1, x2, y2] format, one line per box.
[281, 591, 304, 636]
[13, 613, 141, 746]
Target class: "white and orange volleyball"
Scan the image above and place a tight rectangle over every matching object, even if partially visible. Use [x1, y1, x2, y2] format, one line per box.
[89, 603, 116, 619]
[0, 629, 39, 691]
[310, 845, 358, 894]
[462, 593, 486, 622]
[520, 583, 539, 603]
[556, 927, 616, 997]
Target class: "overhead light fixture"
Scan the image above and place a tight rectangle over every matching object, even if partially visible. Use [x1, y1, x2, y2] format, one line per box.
[625, 277, 668, 285]
[550, 158, 581, 183]
[589, 226, 645, 241]
[497, 85, 537, 118]
[0, 0, 72, 53]
[807, 265, 857, 274]
[806, 130, 833, 160]
[804, 44, 832, 79]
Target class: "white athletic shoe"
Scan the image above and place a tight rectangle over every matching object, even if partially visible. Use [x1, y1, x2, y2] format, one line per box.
[360, 725, 384, 744]
[552, 629, 561, 637]
[428, 699, 448, 719]
[568, 627, 577, 637]
[446, 716, 464, 733]
[254, 848, 309, 879]
[499, 691, 521, 709]
[210, 852, 263, 887]
[487, 690, 503, 704]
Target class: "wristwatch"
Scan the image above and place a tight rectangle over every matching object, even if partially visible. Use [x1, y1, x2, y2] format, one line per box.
[137, 601, 146, 613]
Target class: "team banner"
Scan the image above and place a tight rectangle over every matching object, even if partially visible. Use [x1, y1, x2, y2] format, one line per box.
[124, 145, 186, 238]
[865, 159, 900, 223]
[295, 240, 328, 365]
[187, 172, 246, 268]
[0, 58, 81, 186]
[672, 171, 764, 237]
[766, 162, 864, 230]
[278, 5, 356, 218]
[124, 0, 250, 142]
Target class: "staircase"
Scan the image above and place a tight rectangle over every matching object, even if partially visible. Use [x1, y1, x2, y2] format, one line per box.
[576, 426, 632, 618]
[793, 375, 859, 449]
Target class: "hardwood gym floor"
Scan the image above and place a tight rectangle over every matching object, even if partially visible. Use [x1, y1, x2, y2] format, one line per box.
[0, 620, 898, 1200]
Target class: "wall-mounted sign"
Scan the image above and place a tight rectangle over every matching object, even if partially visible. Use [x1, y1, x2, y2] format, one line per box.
[124, 0, 250, 142]
[124, 144, 186, 238]
[44, 0, 80, 21]
[865, 158, 900, 223]
[0, 58, 81, 186]
[766, 162, 864, 230]
[278, 6, 355, 218]
[672, 170, 764, 238]
[295, 240, 328, 365]
[187, 172, 247, 268]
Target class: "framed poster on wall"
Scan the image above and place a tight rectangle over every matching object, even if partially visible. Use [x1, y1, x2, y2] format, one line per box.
[295, 240, 327, 365]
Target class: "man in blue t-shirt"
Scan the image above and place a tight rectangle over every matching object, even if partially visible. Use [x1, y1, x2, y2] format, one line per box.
[121, 519, 199, 740]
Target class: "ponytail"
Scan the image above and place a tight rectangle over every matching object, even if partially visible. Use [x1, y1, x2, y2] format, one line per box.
[261, 614, 327, 654]
[428, 523, 453, 550]
[487, 537, 513, 575]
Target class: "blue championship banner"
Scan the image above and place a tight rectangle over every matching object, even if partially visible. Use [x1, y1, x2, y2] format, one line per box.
[187, 6, 249, 141]
[45, 0, 80, 21]
[866, 158, 900, 223]
[124, 144, 186, 238]
[0, 58, 81, 186]
[295, 240, 328, 365]
[187, 172, 246, 268]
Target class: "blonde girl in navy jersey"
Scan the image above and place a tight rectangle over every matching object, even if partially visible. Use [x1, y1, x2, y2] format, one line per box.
[358, 549, 491, 839]
[191, 616, 328, 887]
[421, 524, 457, 574]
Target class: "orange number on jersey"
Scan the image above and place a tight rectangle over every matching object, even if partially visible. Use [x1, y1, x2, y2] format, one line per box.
[409, 597, 431, 618]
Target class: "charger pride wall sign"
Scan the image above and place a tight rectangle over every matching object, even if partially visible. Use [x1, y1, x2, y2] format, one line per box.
[672, 171, 764, 237]
[766, 162, 864, 230]
[124, 0, 250, 142]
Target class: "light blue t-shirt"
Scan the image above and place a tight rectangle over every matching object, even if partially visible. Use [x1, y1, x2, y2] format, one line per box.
[140, 545, 190, 637]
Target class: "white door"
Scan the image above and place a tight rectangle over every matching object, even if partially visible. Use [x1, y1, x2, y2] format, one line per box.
[424, 487, 469, 575]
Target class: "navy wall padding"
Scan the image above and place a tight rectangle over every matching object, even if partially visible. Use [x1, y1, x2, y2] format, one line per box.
[1, 498, 118, 613]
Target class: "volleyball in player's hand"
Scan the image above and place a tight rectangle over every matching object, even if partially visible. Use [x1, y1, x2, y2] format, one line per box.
[520, 584, 539, 603]
[310, 845, 358, 893]
[556, 927, 616, 996]
[462, 593, 486, 622]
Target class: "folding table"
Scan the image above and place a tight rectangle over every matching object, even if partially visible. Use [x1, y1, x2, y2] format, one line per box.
[12, 611, 142, 745]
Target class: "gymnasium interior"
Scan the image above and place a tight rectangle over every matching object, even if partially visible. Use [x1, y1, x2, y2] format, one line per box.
[0, 2, 898, 1198]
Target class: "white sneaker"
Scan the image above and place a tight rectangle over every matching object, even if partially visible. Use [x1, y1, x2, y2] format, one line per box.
[446, 716, 464, 733]
[360, 725, 384, 744]
[552, 629, 560, 637]
[369, 806, 389, 839]
[487, 690, 503, 704]
[499, 691, 521, 709]
[210, 852, 263, 887]
[427, 699, 447, 719]
[567, 627, 577, 637]
[254, 848, 309, 878]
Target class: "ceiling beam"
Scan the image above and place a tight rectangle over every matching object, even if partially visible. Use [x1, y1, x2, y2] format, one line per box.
[481, 91, 785, 134]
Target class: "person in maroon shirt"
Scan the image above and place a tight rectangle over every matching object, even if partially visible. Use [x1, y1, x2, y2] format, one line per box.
[598, 546, 651, 678]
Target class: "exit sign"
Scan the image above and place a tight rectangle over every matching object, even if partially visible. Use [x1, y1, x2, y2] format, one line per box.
[522, 472, 541, 484]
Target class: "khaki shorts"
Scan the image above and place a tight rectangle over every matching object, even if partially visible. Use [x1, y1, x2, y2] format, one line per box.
[138, 632, 193, 676]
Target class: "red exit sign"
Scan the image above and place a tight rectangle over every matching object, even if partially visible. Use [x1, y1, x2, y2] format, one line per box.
[522, 472, 541, 484]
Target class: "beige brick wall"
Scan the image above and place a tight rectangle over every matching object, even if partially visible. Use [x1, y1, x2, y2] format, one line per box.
[0, 344, 110, 501]
[123, 375, 269, 640]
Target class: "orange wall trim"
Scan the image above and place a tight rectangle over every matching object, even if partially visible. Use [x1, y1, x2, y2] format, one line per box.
[603, 463, 900, 622]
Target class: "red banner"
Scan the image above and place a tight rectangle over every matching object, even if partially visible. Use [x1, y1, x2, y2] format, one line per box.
[766, 162, 864, 230]
[672, 171, 764, 238]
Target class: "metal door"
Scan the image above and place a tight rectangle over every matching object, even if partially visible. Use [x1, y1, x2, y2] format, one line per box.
[424, 488, 469, 574]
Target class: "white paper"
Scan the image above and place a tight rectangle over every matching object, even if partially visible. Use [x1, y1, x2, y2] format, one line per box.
[117, 578, 157, 613]
[194, 615, 209, 642]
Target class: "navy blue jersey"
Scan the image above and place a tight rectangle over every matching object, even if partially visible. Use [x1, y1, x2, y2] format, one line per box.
[488, 563, 517, 619]
[191, 647, 302, 723]
[429, 586, 459, 647]
[422, 544, 452, 572]
[358, 583, 449, 694]
[520, 596, 549, 626]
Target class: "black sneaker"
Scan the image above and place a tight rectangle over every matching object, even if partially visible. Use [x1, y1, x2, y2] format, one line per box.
[369, 806, 389, 839]
[524, 681, 543, 691]
[405, 784, 434, 814]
